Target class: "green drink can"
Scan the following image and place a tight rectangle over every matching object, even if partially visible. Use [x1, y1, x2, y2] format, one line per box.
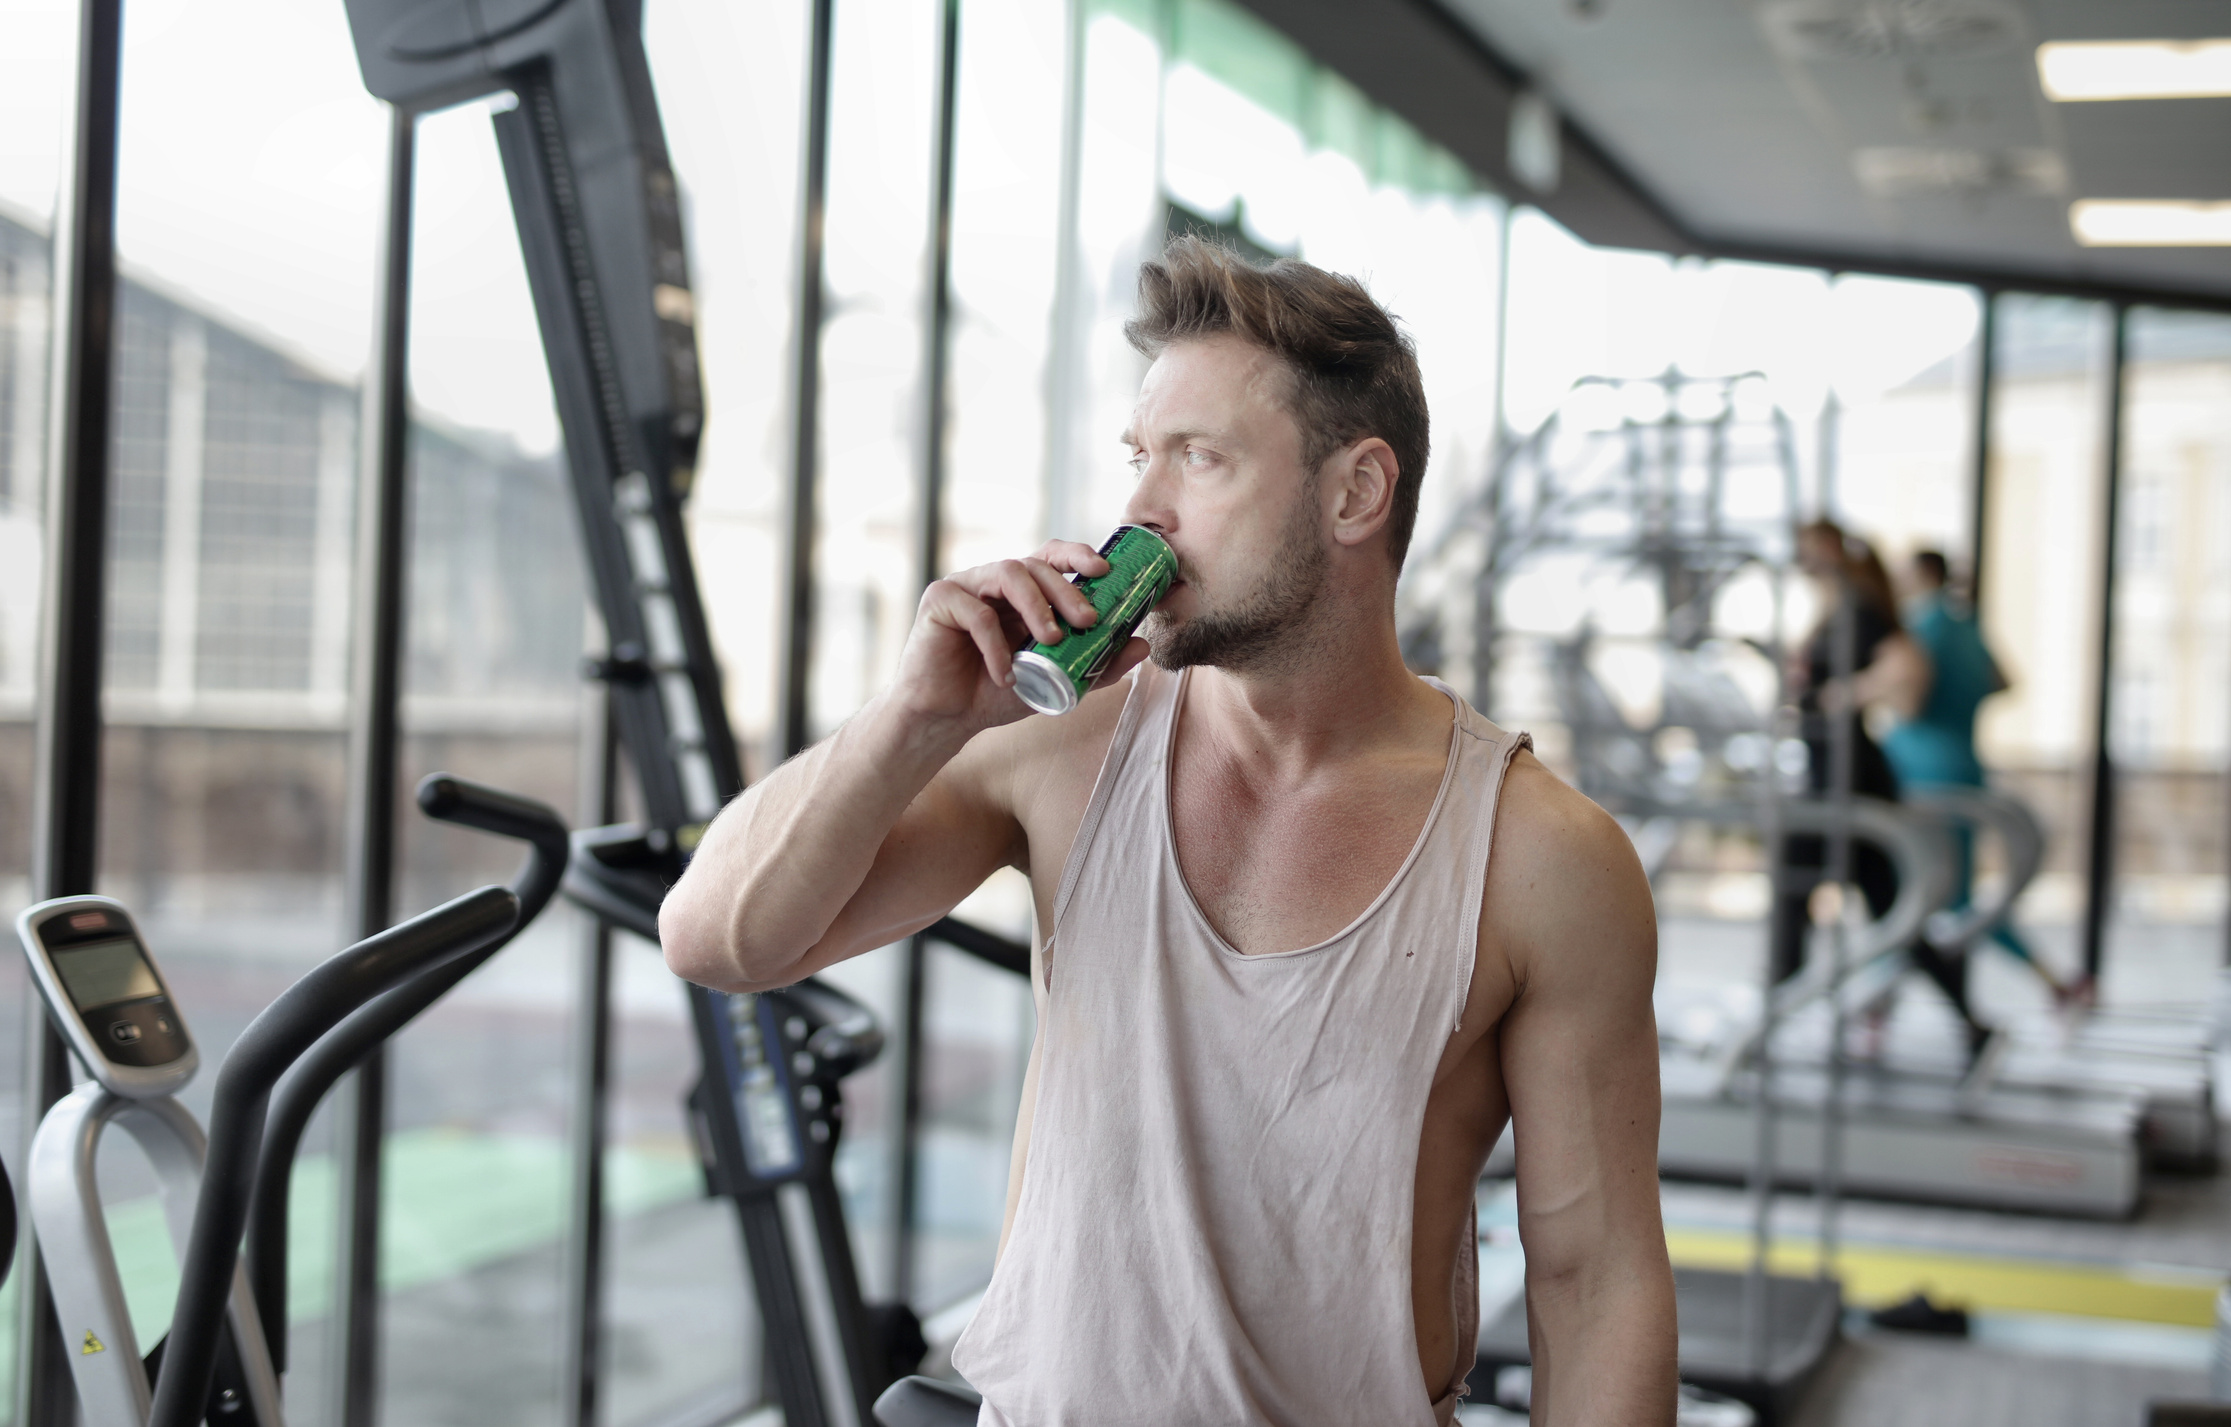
[1010, 525, 1177, 715]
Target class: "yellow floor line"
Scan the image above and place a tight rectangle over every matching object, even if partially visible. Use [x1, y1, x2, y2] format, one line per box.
[1664, 1227, 2224, 1327]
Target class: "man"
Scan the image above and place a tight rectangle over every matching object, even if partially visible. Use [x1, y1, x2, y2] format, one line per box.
[661, 239, 1676, 1426]
[1884, 551, 2087, 1006]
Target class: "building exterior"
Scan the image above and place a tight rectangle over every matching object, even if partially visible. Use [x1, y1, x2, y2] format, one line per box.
[0, 204, 587, 913]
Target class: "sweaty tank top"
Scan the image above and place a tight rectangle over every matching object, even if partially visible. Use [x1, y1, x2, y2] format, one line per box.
[951, 662, 1530, 1426]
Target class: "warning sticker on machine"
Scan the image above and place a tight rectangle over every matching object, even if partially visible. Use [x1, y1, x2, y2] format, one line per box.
[1974, 1148, 2085, 1185]
[81, 1331, 104, 1355]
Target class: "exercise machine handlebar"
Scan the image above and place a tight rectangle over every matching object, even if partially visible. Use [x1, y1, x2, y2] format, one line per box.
[245, 773, 570, 1373]
[148, 883, 522, 1427]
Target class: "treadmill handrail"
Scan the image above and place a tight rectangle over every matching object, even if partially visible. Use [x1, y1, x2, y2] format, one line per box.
[1774, 795, 1956, 973]
[245, 774, 569, 1372]
[148, 884, 520, 1427]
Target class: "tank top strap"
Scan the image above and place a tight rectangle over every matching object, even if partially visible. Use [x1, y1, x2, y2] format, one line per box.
[1050, 661, 1173, 933]
[1422, 678, 1531, 1034]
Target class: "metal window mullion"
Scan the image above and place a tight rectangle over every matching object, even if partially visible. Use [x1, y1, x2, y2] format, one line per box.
[1965, 291, 1998, 613]
[561, 676, 617, 1427]
[888, 0, 964, 1310]
[781, 0, 838, 761]
[2080, 303, 2131, 983]
[329, 102, 419, 1427]
[20, 0, 125, 1420]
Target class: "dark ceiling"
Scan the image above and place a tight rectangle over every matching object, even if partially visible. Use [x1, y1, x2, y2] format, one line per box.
[1237, 0, 2231, 306]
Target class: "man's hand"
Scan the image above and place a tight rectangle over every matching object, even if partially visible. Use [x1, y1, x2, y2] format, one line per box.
[897, 539, 1149, 734]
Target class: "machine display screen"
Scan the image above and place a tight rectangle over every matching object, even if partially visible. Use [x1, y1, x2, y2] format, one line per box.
[52, 937, 162, 1013]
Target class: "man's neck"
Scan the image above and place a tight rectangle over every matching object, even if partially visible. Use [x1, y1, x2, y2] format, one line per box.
[1182, 602, 1447, 775]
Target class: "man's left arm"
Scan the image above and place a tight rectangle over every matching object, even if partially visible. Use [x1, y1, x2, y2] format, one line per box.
[1492, 759, 1678, 1425]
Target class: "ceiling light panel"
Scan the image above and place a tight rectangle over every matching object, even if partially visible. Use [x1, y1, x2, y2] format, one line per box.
[2070, 200, 2231, 247]
[2038, 40, 2231, 102]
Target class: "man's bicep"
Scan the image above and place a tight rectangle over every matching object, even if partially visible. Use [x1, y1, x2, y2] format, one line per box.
[1497, 813, 1663, 1277]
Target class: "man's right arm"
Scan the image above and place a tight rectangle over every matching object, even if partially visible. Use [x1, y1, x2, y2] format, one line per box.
[659, 541, 1141, 993]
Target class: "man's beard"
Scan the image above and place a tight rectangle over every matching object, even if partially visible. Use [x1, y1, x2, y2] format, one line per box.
[1146, 485, 1329, 674]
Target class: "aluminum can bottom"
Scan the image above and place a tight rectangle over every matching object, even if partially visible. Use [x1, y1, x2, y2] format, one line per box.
[1012, 651, 1080, 716]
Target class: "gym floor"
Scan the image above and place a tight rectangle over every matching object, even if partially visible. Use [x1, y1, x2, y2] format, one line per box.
[1462, 1164, 2224, 1426]
[1640, 917, 2223, 1426]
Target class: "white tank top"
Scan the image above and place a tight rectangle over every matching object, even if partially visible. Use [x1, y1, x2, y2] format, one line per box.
[951, 662, 1529, 1426]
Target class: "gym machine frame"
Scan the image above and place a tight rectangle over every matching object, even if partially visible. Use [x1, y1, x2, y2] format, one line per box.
[339, 5, 1025, 1425]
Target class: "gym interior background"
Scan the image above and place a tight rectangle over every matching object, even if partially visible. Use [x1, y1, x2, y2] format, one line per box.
[2, 0, 2230, 1423]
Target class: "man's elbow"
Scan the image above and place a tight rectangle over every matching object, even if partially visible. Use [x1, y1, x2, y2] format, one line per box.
[658, 890, 793, 993]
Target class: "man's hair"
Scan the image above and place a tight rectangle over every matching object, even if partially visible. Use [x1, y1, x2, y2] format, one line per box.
[1124, 236, 1430, 568]
[1912, 549, 1950, 587]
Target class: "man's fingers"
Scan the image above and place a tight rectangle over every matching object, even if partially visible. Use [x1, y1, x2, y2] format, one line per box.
[948, 559, 1072, 644]
[957, 599, 1016, 685]
[922, 581, 1019, 685]
[1036, 538, 1110, 578]
[1021, 557, 1098, 630]
[937, 547, 1111, 646]
[990, 560, 1066, 644]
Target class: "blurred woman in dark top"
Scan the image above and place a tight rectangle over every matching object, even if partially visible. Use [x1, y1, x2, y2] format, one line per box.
[1776, 519, 1992, 1056]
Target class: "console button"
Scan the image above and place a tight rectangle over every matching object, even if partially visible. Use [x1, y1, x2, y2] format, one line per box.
[109, 1022, 143, 1044]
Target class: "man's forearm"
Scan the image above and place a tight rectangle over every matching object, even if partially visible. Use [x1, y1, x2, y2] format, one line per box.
[1524, 1249, 1679, 1426]
[659, 693, 974, 989]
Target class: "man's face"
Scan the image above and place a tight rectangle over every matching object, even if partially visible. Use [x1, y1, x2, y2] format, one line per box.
[1120, 335, 1329, 673]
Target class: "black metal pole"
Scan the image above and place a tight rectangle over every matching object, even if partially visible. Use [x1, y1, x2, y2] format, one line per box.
[889, 0, 962, 1304]
[891, 933, 928, 1303]
[919, 0, 960, 594]
[1966, 291, 1997, 613]
[561, 682, 618, 1427]
[2080, 304, 2129, 984]
[329, 103, 416, 1427]
[780, 0, 837, 761]
[20, 3, 123, 1421]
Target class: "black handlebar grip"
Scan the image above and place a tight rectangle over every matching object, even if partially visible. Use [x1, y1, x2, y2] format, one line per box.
[417, 773, 570, 858]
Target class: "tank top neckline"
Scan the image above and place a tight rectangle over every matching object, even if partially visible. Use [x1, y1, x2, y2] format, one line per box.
[1158, 666, 1468, 964]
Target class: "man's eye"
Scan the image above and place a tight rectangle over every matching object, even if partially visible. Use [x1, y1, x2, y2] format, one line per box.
[1185, 448, 1211, 466]
[1127, 453, 1147, 477]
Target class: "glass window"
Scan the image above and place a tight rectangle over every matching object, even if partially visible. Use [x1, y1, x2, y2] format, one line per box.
[1975, 294, 2113, 978]
[1822, 275, 1981, 572]
[2104, 308, 2231, 991]
[74, 2, 386, 1415]
[379, 95, 582, 1427]
[806, 0, 943, 744]
[0, 1, 72, 1410]
[601, 929, 758, 1424]
[640, 0, 810, 786]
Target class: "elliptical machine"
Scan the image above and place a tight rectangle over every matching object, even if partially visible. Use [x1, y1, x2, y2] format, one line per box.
[17, 773, 565, 1427]
[17, 769, 904, 1427]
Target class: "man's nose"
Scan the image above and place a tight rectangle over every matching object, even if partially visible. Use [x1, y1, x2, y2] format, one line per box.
[1123, 457, 1176, 534]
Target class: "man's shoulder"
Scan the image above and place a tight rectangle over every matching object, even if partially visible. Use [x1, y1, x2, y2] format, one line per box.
[1492, 747, 1632, 869]
[1481, 748, 1655, 988]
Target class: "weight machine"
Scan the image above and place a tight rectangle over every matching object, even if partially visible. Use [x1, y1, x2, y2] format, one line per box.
[338, 4, 1025, 1424]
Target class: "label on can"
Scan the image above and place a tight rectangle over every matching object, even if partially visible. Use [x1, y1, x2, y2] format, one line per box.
[1010, 526, 1176, 716]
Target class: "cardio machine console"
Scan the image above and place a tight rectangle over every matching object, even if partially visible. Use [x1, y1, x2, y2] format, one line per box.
[15, 896, 196, 1098]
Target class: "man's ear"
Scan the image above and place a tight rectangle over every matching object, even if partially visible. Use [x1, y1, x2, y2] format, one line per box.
[1328, 438, 1399, 549]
